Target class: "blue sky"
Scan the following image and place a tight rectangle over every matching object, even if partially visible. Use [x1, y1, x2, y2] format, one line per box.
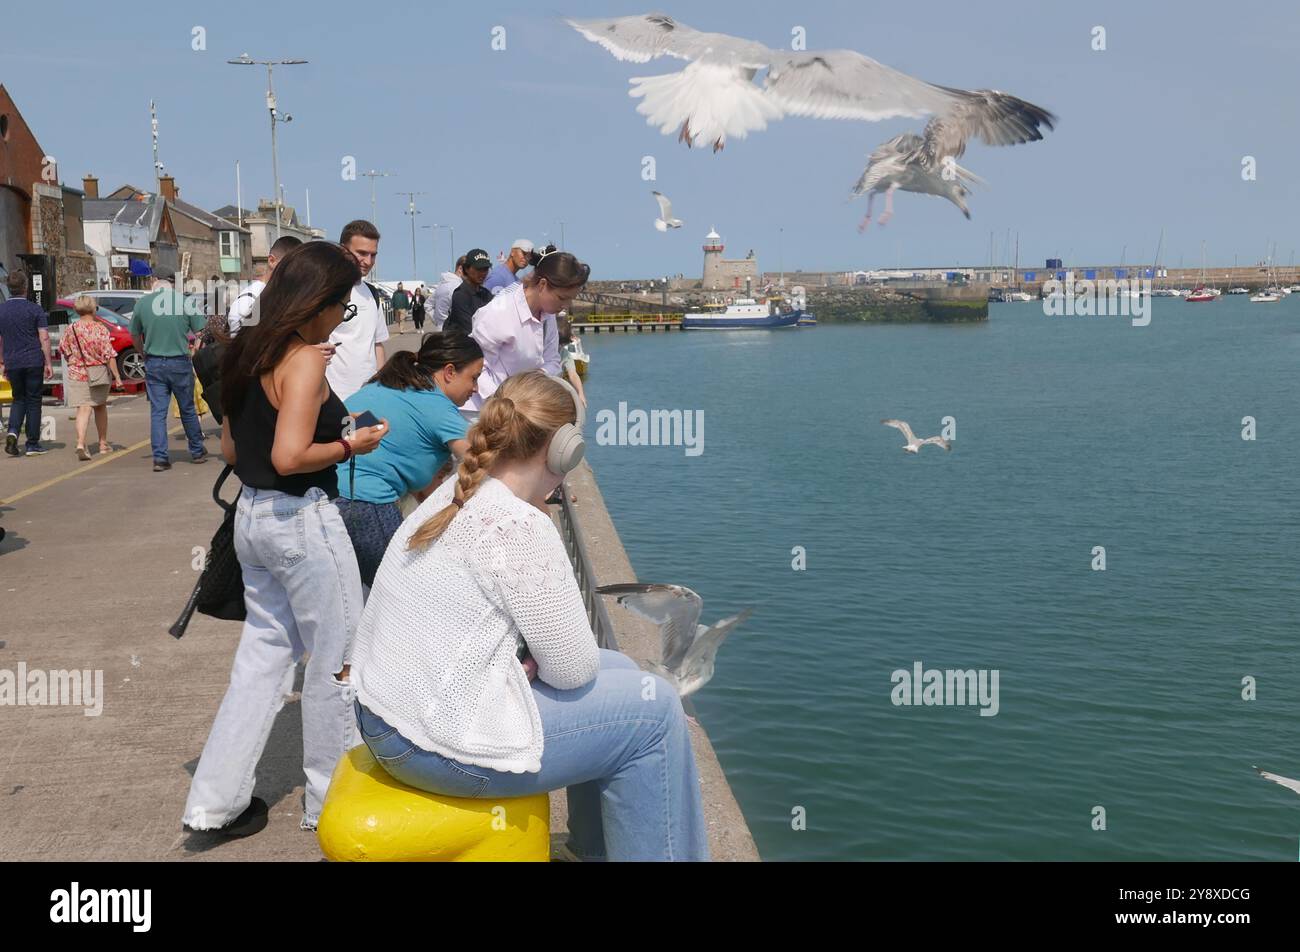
[5, 0, 1298, 280]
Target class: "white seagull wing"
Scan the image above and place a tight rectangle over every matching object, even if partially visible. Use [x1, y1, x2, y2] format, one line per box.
[566, 13, 768, 66]
[762, 49, 960, 122]
[1255, 766, 1300, 796]
[921, 90, 1056, 165]
[919, 436, 952, 451]
[675, 608, 752, 697]
[882, 418, 917, 443]
[653, 190, 674, 219]
[596, 583, 703, 672]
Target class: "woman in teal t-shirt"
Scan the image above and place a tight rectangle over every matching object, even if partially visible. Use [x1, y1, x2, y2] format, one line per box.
[335, 332, 483, 584]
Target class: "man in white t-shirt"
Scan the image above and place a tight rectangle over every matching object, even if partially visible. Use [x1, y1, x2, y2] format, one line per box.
[327, 220, 390, 400]
[226, 235, 302, 334]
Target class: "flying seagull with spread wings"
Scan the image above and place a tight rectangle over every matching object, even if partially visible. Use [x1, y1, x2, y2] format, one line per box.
[566, 12, 1056, 154]
[653, 190, 683, 231]
[882, 418, 952, 454]
[596, 583, 751, 697]
[853, 95, 1053, 227]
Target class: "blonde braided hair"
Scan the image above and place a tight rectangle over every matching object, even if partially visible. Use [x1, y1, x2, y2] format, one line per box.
[407, 371, 577, 549]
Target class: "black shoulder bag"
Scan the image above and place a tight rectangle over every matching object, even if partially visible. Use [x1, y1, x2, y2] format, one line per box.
[170, 464, 247, 637]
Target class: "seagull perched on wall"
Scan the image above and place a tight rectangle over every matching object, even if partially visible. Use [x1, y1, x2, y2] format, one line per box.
[882, 419, 952, 454]
[596, 583, 751, 697]
[565, 12, 1056, 156]
[854, 95, 1053, 228]
[653, 190, 683, 231]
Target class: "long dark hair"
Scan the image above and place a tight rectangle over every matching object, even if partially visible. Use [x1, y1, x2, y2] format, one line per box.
[370, 331, 483, 391]
[220, 241, 361, 420]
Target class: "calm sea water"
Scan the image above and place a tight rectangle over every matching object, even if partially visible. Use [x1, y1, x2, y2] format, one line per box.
[581, 297, 1300, 861]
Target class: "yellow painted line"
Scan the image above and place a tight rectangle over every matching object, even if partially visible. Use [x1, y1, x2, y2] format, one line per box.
[0, 425, 185, 505]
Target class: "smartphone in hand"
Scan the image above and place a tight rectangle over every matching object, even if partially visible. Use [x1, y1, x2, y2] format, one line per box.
[351, 410, 384, 431]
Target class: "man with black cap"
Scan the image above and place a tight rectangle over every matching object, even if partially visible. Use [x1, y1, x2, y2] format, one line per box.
[444, 248, 494, 336]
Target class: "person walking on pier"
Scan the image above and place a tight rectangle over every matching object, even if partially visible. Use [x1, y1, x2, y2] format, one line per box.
[130, 274, 208, 471]
[351, 372, 709, 861]
[410, 286, 427, 334]
[444, 249, 494, 336]
[58, 295, 123, 459]
[0, 270, 53, 457]
[328, 220, 389, 401]
[183, 241, 387, 837]
[391, 283, 411, 334]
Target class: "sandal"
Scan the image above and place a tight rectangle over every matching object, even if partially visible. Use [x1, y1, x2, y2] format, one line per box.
[98, 442, 112, 455]
[76, 446, 91, 461]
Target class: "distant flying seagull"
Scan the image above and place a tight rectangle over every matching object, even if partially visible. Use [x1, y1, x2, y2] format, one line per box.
[882, 418, 951, 453]
[653, 190, 683, 231]
[565, 13, 1056, 154]
[853, 95, 1053, 228]
[596, 583, 751, 697]
[1255, 766, 1300, 796]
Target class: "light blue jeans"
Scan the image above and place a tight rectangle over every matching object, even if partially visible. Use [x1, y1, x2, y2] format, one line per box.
[356, 648, 709, 861]
[183, 485, 363, 831]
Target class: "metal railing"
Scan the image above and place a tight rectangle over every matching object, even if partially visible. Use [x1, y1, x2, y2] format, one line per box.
[553, 482, 618, 650]
[575, 312, 684, 324]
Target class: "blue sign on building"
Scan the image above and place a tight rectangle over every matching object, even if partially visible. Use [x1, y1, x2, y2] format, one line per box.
[1114, 268, 1127, 279]
[1024, 271, 1035, 281]
[1055, 271, 1066, 280]
[1084, 269, 1097, 280]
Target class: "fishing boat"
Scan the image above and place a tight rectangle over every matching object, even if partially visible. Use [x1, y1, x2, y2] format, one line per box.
[681, 298, 802, 330]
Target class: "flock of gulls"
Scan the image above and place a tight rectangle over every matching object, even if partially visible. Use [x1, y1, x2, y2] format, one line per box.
[566, 12, 1057, 227]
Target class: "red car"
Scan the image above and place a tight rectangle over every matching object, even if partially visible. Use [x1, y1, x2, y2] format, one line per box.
[51, 297, 143, 382]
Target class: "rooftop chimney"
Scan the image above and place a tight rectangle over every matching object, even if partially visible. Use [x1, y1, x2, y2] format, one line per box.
[159, 175, 177, 202]
[82, 175, 98, 199]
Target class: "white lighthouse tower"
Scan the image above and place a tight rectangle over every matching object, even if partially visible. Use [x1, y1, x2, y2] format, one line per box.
[702, 227, 725, 289]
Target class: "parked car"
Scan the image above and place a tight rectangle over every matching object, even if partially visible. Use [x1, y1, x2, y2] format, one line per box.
[50, 297, 142, 382]
[83, 289, 146, 318]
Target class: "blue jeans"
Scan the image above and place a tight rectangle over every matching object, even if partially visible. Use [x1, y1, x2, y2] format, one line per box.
[184, 486, 364, 830]
[356, 649, 709, 861]
[144, 355, 205, 462]
[5, 365, 44, 450]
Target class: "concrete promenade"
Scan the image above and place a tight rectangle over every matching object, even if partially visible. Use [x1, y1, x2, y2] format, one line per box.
[0, 329, 757, 861]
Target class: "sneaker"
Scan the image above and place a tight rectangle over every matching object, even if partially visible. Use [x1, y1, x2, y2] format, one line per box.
[3, 434, 17, 457]
[153, 460, 171, 472]
[183, 797, 269, 838]
[23, 446, 46, 456]
[191, 450, 209, 464]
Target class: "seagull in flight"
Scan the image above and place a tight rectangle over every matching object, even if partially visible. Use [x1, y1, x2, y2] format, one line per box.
[1255, 766, 1300, 796]
[854, 95, 1053, 228]
[565, 13, 1056, 155]
[653, 190, 683, 231]
[596, 583, 751, 697]
[882, 419, 952, 454]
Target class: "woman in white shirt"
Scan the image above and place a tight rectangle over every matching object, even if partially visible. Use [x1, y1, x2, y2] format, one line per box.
[463, 251, 589, 420]
[350, 371, 708, 861]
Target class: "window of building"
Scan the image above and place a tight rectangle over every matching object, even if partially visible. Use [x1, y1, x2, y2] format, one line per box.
[219, 231, 239, 258]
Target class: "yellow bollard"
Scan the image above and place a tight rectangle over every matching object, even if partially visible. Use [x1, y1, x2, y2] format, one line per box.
[317, 745, 550, 862]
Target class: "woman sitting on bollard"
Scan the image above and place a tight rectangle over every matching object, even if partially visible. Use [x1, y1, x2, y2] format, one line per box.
[334, 331, 482, 587]
[58, 294, 123, 460]
[350, 371, 709, 861]
[182, 241, 388, 838]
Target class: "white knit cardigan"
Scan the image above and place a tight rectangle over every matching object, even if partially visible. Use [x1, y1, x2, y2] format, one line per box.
[351, 475, 601, 773]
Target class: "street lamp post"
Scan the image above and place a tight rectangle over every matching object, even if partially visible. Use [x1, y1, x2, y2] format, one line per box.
[227, 54, 307, 242]
[397, 191, 427, 279]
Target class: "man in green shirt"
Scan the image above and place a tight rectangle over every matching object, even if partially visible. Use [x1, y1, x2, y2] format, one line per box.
[391, 282, 411, 334]
[129, 275, 208, 471]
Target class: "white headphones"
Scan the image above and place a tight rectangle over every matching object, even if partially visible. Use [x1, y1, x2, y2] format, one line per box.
[547, 376, 586, 475]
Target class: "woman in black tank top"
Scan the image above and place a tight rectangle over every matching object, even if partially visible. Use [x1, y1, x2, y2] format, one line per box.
[183, 241, 389, 838]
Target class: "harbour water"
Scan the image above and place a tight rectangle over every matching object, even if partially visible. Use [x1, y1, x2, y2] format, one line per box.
[582, 297, 1300, 861]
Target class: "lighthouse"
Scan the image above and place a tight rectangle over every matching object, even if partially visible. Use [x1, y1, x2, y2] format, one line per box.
[701, 226, 758, 291]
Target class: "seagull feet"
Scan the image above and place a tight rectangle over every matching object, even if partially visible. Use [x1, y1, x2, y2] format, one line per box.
[712, 137, 725, 153]
[857, 215, 871, 233]
[878, 210, 893, 226]
[678, 120, 694, 149]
